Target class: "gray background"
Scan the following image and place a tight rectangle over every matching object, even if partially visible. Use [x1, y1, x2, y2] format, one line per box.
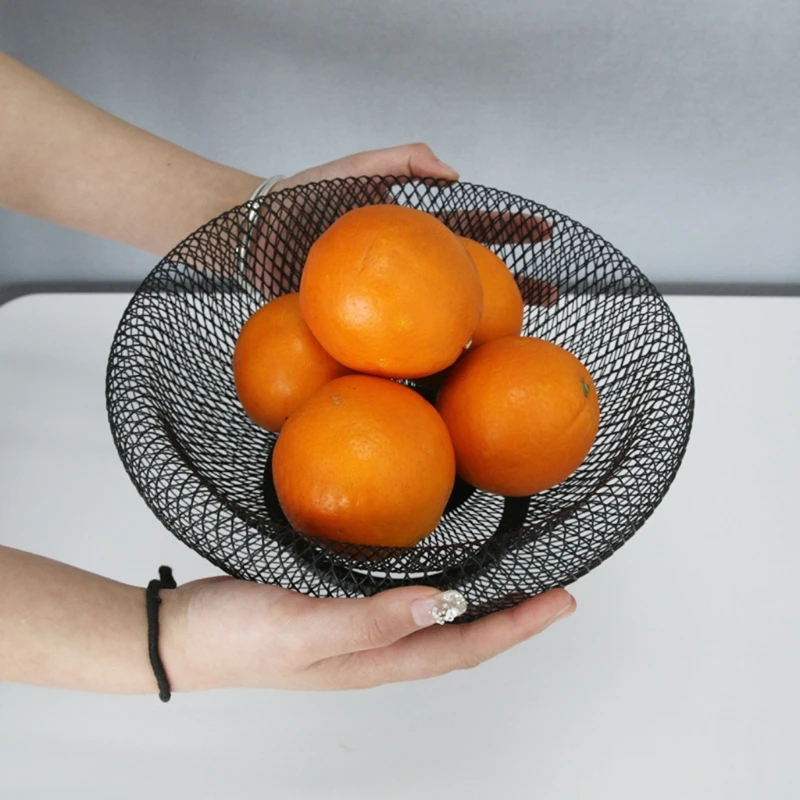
[1, 0, 798, 295]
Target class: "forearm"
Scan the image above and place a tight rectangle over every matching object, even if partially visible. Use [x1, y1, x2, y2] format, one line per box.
[0, 545, 183, 694]
[0, 51, 263, 255]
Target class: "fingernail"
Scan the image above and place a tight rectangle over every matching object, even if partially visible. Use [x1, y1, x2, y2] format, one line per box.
[435, 157, 459, 177]
[548, 600, 576, 627]
[411, 590, 468, 627]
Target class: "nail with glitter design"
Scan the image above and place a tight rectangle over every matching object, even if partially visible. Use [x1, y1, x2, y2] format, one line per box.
[411, 590, 468, 627]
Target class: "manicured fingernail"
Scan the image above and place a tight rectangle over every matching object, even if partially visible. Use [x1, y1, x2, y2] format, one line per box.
[412, 590, 468, 627]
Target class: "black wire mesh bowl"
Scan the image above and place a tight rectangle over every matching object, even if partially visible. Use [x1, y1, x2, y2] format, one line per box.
[106, 177, 694, 622]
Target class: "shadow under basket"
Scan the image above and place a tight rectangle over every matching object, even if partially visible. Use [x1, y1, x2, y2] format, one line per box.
[106, 177, 695, 622]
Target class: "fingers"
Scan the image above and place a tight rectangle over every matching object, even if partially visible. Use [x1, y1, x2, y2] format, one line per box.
[297, 586, 470, 660]
[518, 276, 560, 307]
[265, 145, 552, 246]
[318, 589, 575, 689]
[241, 144, 555, 305]
[429, 209, 553, 245]
[370, 142, 459, 180]
[274, 143, 459, 192]
[326, 142, 460, 182]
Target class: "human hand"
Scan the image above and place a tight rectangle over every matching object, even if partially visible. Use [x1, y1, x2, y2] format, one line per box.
[271, 142, 552, 247]
[242, 142, 555, 305]
[272, 141, 460, 191]
[161, 577, 575, 691]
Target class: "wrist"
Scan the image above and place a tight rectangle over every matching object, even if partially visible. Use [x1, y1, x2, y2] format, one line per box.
[156, 584, 227, 694]
[155, 586, 197, 693]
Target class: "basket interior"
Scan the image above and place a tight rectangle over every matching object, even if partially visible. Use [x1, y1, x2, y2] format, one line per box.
[106, 177, 694, 620]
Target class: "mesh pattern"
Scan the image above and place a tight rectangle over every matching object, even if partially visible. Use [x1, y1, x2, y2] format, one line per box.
[106, 177, 694, 621]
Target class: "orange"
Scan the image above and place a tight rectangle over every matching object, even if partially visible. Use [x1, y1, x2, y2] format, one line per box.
[233, 293, 350, 432]
[299, 205, 483, 378]
[272, 374, 456, 548]
[459, 237, 524, 348]
[437, 336, 599, 496]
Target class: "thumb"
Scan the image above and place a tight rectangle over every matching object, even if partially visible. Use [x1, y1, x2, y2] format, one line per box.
[354, 142, 460, 180]
[306, 586, 469, 658]
[300, 143, 460, 184]
[272, 143, 459, 196]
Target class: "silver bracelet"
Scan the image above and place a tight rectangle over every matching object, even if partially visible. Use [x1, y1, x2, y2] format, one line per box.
[238, 175, 286, 299]
[248, 175, 286, 201]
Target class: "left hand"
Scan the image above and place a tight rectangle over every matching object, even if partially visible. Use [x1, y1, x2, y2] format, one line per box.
[243, 143, 554, 305]
[272, 142, 460, 192]
[245, 142, 558, 306]
[269, 142, 551, 248]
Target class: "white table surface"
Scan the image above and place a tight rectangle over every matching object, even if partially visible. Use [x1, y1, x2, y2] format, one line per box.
[1, 293, 798, 800]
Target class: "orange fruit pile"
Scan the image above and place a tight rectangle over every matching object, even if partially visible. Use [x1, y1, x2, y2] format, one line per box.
[233, 204, 599, 549]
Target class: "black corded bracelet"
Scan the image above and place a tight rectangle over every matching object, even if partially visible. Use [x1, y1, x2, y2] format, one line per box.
[146, 565, 177, 702]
